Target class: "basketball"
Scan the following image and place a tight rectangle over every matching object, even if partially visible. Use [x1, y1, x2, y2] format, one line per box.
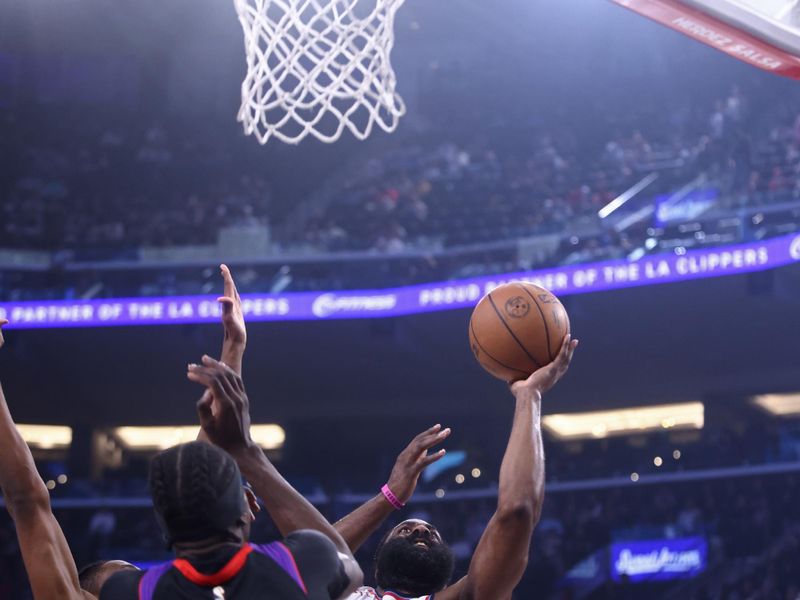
[469, 282, 570, 382]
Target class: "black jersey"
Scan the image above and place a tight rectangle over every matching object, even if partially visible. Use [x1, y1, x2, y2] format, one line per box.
[100, 530, 350, 600]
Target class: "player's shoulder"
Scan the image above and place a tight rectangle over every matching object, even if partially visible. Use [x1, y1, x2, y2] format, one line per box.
[255, 529, 337, 557]
[99, 566, 145, 600]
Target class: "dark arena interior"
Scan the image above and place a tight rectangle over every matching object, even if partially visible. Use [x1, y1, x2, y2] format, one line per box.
[2, 0, 800, 598]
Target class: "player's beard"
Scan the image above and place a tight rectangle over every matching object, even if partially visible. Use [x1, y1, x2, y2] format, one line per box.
[375, 536, 455, 596]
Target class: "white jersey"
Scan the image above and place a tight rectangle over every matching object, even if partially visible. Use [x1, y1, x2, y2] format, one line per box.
[348, 587, 432, 600]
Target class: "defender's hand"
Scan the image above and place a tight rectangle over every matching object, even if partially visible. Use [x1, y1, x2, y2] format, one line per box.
[387, 424, 451, 504]
[187, 355, 253, 454]
[511, 335, 578, 400]
[218, 264, 246, 347]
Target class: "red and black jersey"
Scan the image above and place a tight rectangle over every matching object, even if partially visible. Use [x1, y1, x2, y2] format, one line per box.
[100, 530, 350, 600]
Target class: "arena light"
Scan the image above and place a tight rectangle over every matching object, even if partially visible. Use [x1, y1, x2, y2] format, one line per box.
[598, 173, 659, 219]
[752, 393, 800, 416]
[17, 425, 73, 450]
[113, 425, 285, 451]
[542, 402, 704, 441]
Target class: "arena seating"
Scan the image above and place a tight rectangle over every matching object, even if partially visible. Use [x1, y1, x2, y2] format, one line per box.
[2, 432, 798, 599]
[2, 81, 800, 301]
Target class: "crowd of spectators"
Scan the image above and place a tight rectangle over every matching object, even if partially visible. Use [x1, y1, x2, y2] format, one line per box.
[3, 82, 800, 258]
[293, 85, 800, 256]
[0, 109, 272, 254]
[1, 406, 799, 598]
[3, 80, 800, 300]
[1, 456, 798, 598]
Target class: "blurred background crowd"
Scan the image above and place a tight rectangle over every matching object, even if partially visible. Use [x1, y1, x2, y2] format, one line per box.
[2, 0, 800, 599]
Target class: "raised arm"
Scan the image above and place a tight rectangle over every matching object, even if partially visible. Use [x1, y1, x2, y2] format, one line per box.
[0, 321, 88, 600]
[441, 335, 578, 600]
[198, 264, 246, 444]
[218, 264, 246, 376]
[334, 424, 450, 552]
[187, 355, 363, 594]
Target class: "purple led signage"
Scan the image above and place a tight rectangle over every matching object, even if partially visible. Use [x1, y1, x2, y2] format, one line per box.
[2, 233, 799, 330]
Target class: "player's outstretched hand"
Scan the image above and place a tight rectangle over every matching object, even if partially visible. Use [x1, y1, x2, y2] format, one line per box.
[218, 264, 246, 347]
[511, 334, 578, 399]
[0, 319, 7, 350]
[387, 424, 451, 504]
[187, 355, 253, 455]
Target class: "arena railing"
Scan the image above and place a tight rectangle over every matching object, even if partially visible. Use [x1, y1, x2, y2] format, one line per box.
[3, 459, 799, 510]
[0, 196, 797, 276]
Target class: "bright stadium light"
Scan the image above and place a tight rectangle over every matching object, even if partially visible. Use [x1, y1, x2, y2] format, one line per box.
[598, 173, 659, 219]
[17, 425, 73, 450]
[113, 425, 285, 451]
[752, 393, 800, 416]
[542, 403, 704, 441]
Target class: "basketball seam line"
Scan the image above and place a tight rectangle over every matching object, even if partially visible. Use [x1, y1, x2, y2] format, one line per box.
[486, 293, 543, 370]
[470, 321, 531, 376]
[518, 284, 554, 363]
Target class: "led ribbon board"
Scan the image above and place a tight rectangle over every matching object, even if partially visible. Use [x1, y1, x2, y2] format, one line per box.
[1, 233, 799, 329]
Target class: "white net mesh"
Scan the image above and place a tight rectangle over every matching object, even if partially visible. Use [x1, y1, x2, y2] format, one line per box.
[234, 0, 407, 145]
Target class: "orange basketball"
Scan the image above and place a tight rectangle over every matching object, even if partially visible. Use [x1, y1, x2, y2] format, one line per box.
[468, 282, 570, 382]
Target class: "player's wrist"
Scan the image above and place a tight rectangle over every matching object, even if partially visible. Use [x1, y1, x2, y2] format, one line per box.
[229, 441, 262, 463]
[381, 483, 405, 510]
[512, 386, 543, 403]
[224, 338, 247, 349]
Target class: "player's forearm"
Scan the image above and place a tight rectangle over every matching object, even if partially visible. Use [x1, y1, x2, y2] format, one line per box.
[233, 445, 354, 558]
[197, 324, 246, 446]
[334, 493, 396, 552]
[496, 393, 544, 523]
[0, 384, 50, 509]
[221, 339, 245, 376]
[196, 340, 244, 443]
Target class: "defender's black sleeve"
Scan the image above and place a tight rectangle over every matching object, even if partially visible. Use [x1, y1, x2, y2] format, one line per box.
[283, 529, 352, 600]
[99, 568, 143, 600]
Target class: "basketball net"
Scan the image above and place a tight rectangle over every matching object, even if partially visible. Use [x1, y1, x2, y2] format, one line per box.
[610, 0, 800, 80]
[234, 0, 407, 145]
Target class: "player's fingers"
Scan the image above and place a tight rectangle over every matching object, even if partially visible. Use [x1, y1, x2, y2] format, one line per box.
[219, 372, 241, 404]
[221, 264, 235, 297]
[188, 365, 229, 399]
[201, 354, 226, 371]
[420, 427, 451, 449]
[554, 334, 571, 365]
[201, 355, 244, 392]
[217, 296, 235, 313]
[196, 391, 214, 429]
[187, 366, 208, 377]
[187, 365, 213, 386]
[0, 319, 8, 327]
[560, 338, 578, 369]
[406, 424, 440, 452]
[419, 449, 447, 467]
[221, 263, 243, 303]
[559, 334, 571, 356]
[412, 424, 441, 444]
[566, 338, 579, 361]
[199, 357, 243, 402]
[232, 372, 246, 394]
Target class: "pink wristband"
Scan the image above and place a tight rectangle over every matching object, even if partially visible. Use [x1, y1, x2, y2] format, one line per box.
[381, 484, 405, 510]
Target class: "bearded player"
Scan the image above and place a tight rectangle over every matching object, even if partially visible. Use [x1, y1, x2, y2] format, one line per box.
[335, 335, 578, 600]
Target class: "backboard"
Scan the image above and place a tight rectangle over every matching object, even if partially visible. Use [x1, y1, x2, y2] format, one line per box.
[611, 0, 800, 79]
